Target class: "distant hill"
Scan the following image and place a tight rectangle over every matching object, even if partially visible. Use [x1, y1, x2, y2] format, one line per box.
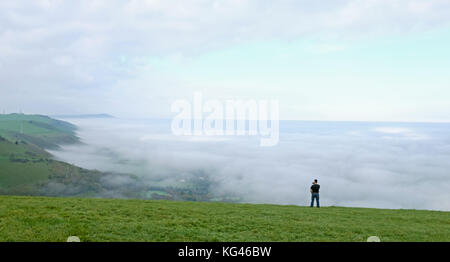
[51, 114, 114, 119]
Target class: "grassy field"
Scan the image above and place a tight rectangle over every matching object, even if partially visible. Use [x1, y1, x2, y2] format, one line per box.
[0, 196, 448, 242]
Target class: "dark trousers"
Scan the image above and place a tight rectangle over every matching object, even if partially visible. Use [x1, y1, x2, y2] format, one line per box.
[311, 193, 320, 207]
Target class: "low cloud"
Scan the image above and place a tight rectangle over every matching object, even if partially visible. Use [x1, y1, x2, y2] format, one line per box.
[50, 118, 450, 211]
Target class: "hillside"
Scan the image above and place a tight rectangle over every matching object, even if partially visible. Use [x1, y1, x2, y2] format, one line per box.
[0, 196, 448, 242]
[0, 132, 145, 198]
[0, 114, 144, 198]
[0, 114, 219, 201]
[0, 114, 79, 149]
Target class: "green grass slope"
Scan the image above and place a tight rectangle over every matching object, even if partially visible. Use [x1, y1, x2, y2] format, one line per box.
[0, 196, 448, 242]
[0, 137, 143, 197]
[0, 137, 51, 189]
[0, 113, 79, 149]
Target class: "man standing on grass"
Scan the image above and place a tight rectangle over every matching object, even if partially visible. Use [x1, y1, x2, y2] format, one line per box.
[310, 179, 320, 208]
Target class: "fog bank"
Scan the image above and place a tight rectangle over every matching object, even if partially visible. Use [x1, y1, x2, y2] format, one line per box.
[50, 118, 450, 211]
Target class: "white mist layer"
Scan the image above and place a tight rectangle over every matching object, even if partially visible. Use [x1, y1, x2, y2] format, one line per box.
[50, 118, 450, 211]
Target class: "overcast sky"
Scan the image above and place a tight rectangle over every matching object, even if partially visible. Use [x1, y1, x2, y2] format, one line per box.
[1, 0, 450, 121]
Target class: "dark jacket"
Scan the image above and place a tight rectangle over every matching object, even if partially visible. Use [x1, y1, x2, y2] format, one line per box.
[311, 184, 320, 193]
